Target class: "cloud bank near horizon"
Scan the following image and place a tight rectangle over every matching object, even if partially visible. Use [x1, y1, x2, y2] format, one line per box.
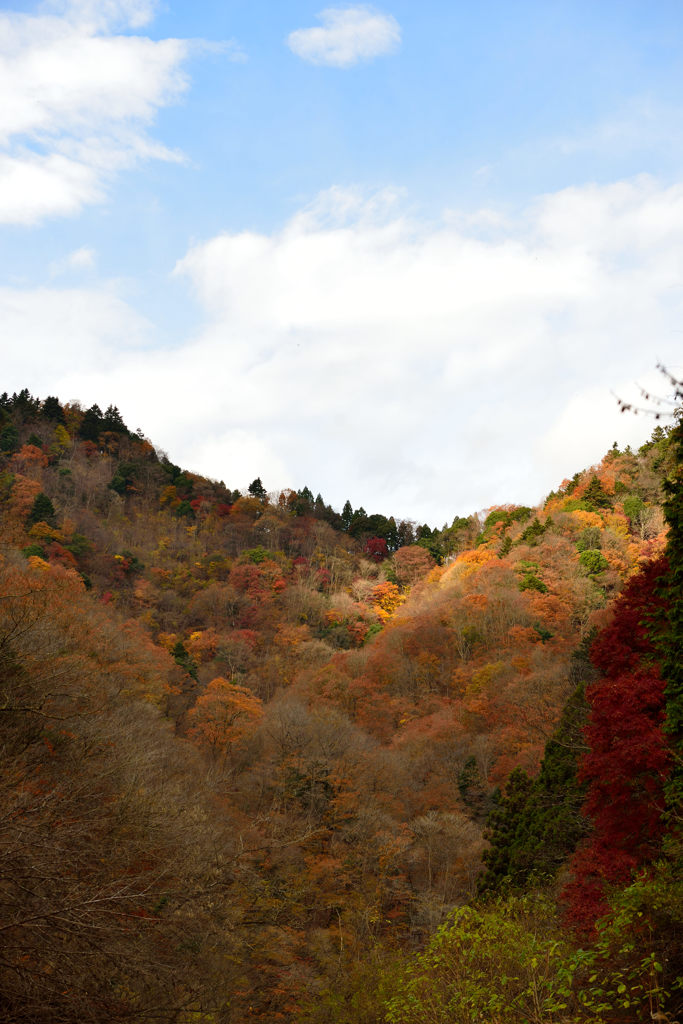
[3, 177, 680, 524]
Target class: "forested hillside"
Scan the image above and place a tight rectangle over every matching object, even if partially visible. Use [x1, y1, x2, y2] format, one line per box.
[1, 387, 681, 1023]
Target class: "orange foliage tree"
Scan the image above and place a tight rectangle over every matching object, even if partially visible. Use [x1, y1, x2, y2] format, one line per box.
[188, 676, 264, 762]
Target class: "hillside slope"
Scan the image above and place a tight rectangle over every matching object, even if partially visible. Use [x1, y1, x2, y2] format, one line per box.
[0, 388, 677, 1022]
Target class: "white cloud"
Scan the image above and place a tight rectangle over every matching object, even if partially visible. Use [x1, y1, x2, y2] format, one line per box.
[45, 0, 161, 31]
[4, 177, 682, 523]
[49, 245, 97, 276]
[1, 283, 153, 381]
[0, 1, 190, 223]
[286, 6, 400, 68]
[65, 246, 96, 269]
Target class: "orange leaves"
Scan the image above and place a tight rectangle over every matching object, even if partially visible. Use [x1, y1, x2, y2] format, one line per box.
[371, 581, 405, 621]
[392, 545, 435, 587]
[455, 546, 496, 579]
[463, 591, 488, 611]
[8, 473, 41, 518]
[187, 677, 263, 761]
[569, 508, 604, 531]
[11, 444, 48, 473]
[506, 625, 540, 647]
[186, 628, 219, 663]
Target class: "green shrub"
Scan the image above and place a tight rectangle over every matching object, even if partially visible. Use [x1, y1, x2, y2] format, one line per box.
[579, 549, 609, 575]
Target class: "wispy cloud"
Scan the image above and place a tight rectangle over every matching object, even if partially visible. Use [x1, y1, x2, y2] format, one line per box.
[552, 97, 683, 158]
[43, 0, 162, 31]
[49, 245, 97, 276]
[0, 0, 191, 224]
[286, 6, 400, 68]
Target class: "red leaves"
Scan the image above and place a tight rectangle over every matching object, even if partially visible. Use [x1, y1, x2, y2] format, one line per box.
[590, 556, 668, 677]
[365, 536, 389, 562]
[563, 557, 672, 934]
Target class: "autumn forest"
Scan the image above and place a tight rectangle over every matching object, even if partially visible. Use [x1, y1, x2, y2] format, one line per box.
[1, 385, 682, 1023]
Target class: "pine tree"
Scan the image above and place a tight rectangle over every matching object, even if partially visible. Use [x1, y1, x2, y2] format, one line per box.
[26, 493, 56, 527]
[478, 669, 591, 894]
[341, 500, 353, 531]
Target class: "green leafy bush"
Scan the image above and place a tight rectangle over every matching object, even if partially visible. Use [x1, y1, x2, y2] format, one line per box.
[579, 549, 609, 576]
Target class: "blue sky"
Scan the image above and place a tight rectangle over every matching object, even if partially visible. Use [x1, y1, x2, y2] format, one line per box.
[2, 1, 683, 523]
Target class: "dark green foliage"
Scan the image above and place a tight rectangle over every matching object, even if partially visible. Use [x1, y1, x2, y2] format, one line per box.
[22, 544, 46, 559]
[102, 405, 129, 434]
[392, 520, 415, 548]
[582, 475, 612, 510]
[117, 551, 144, 576]
[175, 499, 195, 519]
[638, 423, 669, 456]
[0, 470, 14, 502]
[242, 546, 270, 564]
[509, 506, 533, 524]
[479, 677, 591, 894]
[458, 755, 489, 821]
[171, 640, 198, 680]
[518, 572, 548, 593]
[73, 400, 129, 440]
[364, 513, 395, 544]
[363, 622, 382, 644]
[498, 535, 512, 559]
[416, 534, 444, 563]
[65, 533, 90, 558]
[341, 500, 353, 530]
[27, 434, 43, 449]
[478, 507, 533, 547]
[564, 471, 582, 496]
[291, 486, 314, 516]
[78, 404, 104, 442]
[348, 506, 367, 537]
[623, 494, 645, 522]
[478, 769, 535, 891]
[534, 624, 553, 643]
[0, 423, 19, 453]
[248, 477, 267, 500]
[5, 389, 40, 417]
[385, 516, 399, 551]
[451, 514, 473, 531]
[41, 396, 65, 422]
[160, 459, 194, 497]
[161, 459, 195, 498]
[26, 493, 56, 527]
[109, 462, 138, 495]
[578, 549, 609, 575]
[662, 413, 683, 809]
[518, 518, 546, 546]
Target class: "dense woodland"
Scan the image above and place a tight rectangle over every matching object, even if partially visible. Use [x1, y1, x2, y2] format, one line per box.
[0, 386, 681, 1023]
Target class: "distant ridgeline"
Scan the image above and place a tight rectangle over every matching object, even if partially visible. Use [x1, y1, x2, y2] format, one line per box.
[0, 385, 681, 1024]
[0, 387, 477, 560]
